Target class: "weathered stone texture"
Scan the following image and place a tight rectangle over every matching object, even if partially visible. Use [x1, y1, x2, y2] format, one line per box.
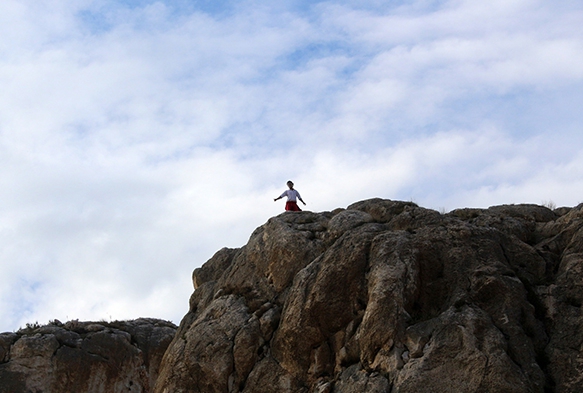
[156, 199, 583, 393]
[4, 199, 583, 393]
[0, 318, 176, 393]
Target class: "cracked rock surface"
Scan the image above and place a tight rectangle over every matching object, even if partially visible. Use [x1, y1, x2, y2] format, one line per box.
[0, 318, 176, 393]
[156, 199, 583, 393]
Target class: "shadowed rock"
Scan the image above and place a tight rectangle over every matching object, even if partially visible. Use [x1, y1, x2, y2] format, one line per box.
[0, 318, 176, 393]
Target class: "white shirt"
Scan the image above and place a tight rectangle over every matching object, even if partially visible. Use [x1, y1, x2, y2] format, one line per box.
[279, 189, 302, 202]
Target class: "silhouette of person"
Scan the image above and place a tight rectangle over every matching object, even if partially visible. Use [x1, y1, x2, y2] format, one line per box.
[274, 181, 306, 211]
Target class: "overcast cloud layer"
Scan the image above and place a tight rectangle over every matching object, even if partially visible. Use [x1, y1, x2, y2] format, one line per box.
[1, 0, 582, 332]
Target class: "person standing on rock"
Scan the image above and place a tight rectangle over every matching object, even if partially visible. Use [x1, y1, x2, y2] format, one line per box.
[274, 181, 306, 211]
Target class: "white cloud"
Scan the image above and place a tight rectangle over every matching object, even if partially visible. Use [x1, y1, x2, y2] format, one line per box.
[1, 0, 583, 331]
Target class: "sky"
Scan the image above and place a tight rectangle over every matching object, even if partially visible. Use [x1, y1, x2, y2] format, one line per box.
[1, 0, 583, 332]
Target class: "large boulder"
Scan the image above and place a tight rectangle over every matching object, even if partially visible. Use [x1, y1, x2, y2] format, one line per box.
[155, 199, 583, 392]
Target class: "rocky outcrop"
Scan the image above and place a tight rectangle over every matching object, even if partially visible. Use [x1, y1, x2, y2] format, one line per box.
[155, 199, 583, 393]
[0, 318, 176, 393]
[3, 199, 582, 393]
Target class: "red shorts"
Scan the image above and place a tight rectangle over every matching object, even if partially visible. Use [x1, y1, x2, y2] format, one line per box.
[285, 201, 302, 211]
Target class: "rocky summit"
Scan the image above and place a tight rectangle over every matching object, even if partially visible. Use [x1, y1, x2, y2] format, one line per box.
[3, 199, 583, 393]
[155, 199, 583, 393]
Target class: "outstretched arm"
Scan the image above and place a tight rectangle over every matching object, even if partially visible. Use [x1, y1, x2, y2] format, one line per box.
[299, 197, 306, 205]
[274, 196, 282, 201]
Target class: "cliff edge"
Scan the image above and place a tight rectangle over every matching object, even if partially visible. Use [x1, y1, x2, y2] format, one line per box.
[2, 198, 583, 393]
[155, 199, 583, 393]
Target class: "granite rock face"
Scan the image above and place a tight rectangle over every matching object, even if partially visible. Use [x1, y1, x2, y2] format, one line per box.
[0, 318, 176, 393]
[156, 199, 583, 393]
